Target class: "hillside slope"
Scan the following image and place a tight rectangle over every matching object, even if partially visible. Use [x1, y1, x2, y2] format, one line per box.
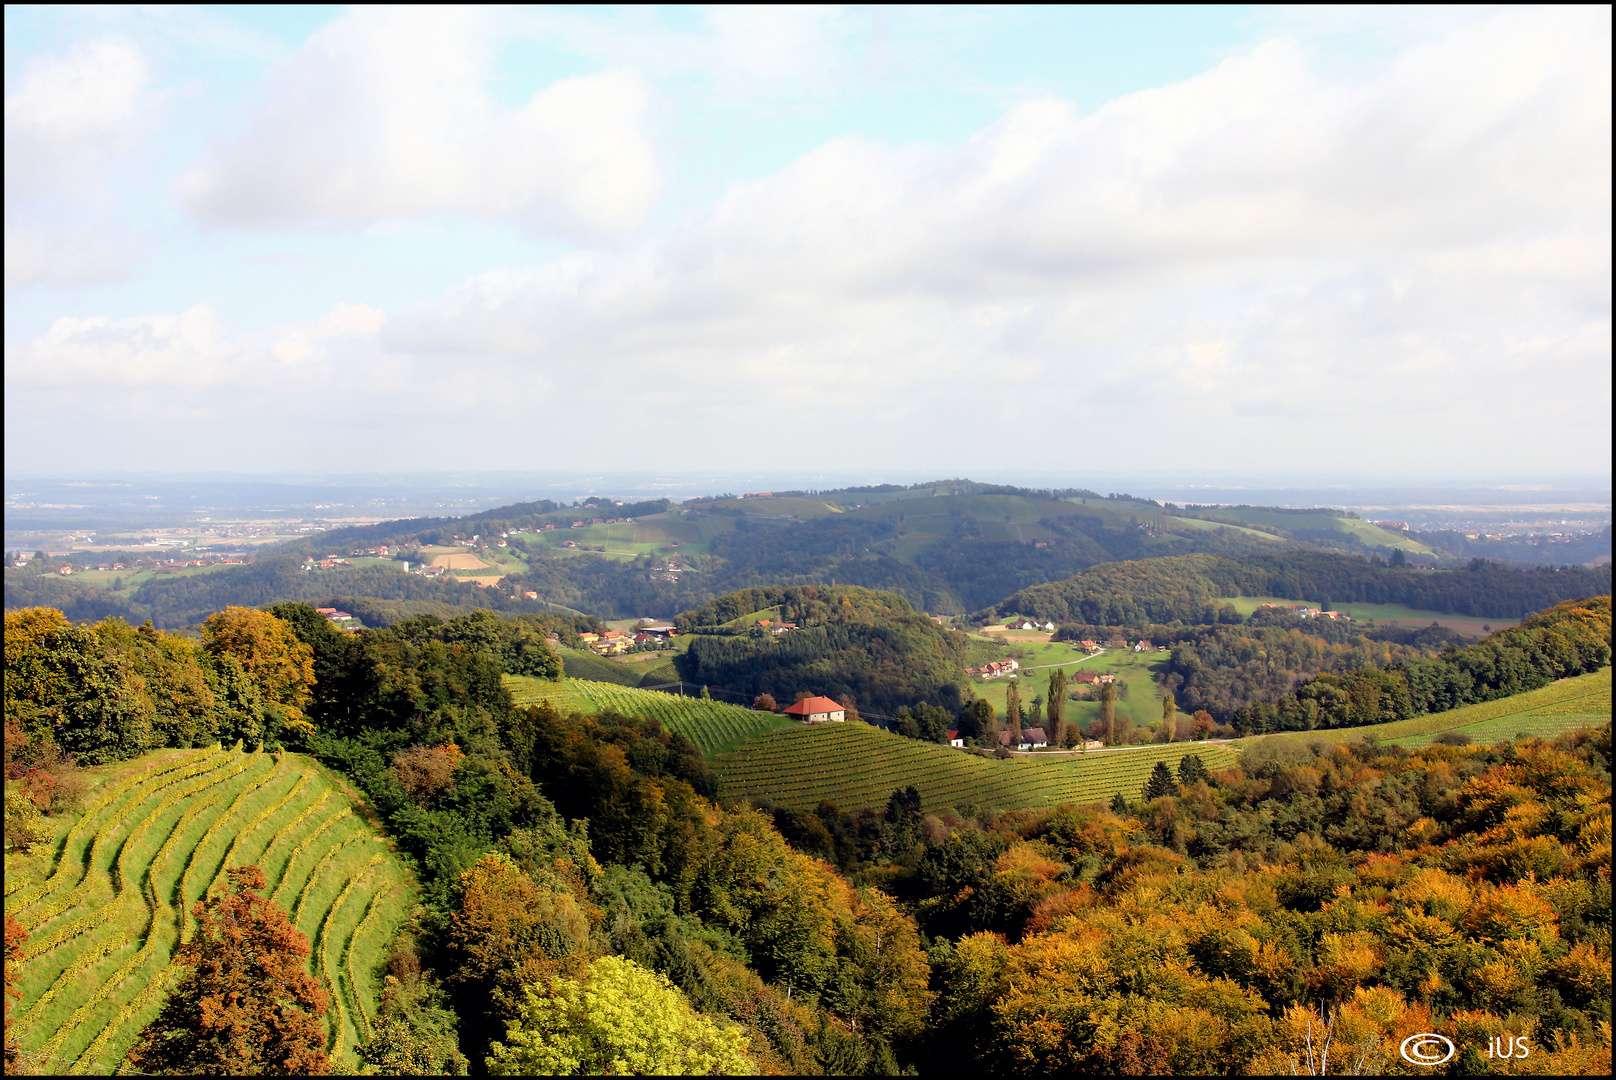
[5, 745, 416, 1073]
[714, 723, 1239, 812]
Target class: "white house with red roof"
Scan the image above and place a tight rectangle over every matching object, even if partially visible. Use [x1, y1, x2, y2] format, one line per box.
[783, 695, 846, 723]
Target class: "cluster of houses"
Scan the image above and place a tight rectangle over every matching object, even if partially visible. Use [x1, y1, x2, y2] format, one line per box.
[1004, 619, 1057, 631]
[969, 659, 1021, 679]
[1258, 603, 1352, 621]
[755, 619, 798, 636]
[1072, 671, 1116, 686]
[301, 554, 352, 571]
[578, 620, 678, 656]
[314, 607, 361, 630]
[349, 546, 391, 557]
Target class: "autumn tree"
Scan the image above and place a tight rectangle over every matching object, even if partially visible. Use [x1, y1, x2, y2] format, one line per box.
[486, 956, 756, 1076]
[393, 743, 464, 804]
[4, 914, 25, 1071]
[752, 693, 778, 712]
[1193, 709, 1215, 739]
[129, 865, 329, 1075]
[200, 607, 317, 742]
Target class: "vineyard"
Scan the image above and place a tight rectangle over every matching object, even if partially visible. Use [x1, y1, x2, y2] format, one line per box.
[4, 745, 416, 1075]
[505, 676, 794, 756]
[714, 723, 1240, 812]
[1296, 668, 1612, 748]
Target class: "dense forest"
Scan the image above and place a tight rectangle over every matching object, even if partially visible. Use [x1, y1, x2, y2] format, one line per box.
[6, 597, 1610, 1074]
[1158, 611, 1472, 721]
[674, 586, 971, 716]
[993, 552, 1612, 625]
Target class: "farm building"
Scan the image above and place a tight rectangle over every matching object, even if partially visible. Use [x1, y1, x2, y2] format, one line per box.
[783, 695, 846, 723]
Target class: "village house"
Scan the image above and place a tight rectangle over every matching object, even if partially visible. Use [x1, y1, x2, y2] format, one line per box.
[1134, 639, 1154, 652]
[947, 729, 965, 748]
[783, 696, 846, 723]
[999, 727, 1049, 750]
[1080, 640, 1100, 651]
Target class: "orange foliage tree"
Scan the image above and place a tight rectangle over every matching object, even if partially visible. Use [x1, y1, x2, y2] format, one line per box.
[128, 865, 329, 1075]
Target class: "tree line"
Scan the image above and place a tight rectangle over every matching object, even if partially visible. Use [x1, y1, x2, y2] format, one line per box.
[991, 551, 1611, 624]
[1228, 596, 1610, 733]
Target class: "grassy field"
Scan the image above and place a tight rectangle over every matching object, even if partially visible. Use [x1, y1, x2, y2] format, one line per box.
[4, 746, 415, 1075]
[1166, 517, 1286, 543]
[1386, 669, 1611, 747]
[714, 723, 1240, 813]
[504, 676, 795, 756]
[1274, 668, 1612, 748]
[967, 645, 1168, 740]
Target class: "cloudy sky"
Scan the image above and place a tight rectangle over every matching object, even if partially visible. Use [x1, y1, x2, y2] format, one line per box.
[5, 5, 1610, 482]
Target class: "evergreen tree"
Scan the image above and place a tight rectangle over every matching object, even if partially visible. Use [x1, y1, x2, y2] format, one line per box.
[129, 865, 329, 1075]
[1177, 754, 1210, 787]
[1142, 761, 1179, 801]
[1109, 791, 1129, 814]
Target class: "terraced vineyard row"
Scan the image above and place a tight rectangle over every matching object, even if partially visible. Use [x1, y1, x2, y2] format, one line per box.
[715, 723, 1240, 812]
[4, 746, 415, 1075]
[504, 675, 792, 755]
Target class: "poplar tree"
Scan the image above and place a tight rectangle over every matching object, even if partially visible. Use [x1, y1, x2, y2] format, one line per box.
[1047, 669, 1067, 748]
[1005, 679, 1022, 744]
[1100, 683, 1117, 745]
[1162, 691, 1177, 743]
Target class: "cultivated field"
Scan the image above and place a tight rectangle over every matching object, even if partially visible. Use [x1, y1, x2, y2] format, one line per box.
[715, 723, 1240, 812]
[1223, 595, 1519, 635]
[4, 745, 415, 1075]
[505, 676, 794, 756]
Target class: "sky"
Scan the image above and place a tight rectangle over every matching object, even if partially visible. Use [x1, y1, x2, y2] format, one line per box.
[4, 4, 1611, 482]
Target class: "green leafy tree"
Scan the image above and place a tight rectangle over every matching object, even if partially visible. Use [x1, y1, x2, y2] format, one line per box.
[200, 607, 316, 742]
[1162, 691, 1177, 743]
[128, 865, 329, 1075]
[486, 956, 755, 1076]
[361, 975, 469, 1076]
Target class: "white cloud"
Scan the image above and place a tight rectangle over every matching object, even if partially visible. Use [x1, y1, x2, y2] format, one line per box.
[5, 37, 157, 292]
[176, 7, 658, 239]
[375, 6, 1608, 472]
[4, 37, 153, 196]
[4, 223, 140, 290]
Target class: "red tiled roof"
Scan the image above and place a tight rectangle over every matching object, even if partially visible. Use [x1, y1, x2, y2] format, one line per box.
[783, 695, 844, 716]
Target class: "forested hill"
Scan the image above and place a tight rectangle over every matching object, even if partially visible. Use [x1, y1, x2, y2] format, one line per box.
[672, 585, 970, 716]
[989, 552, 1612, 625]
